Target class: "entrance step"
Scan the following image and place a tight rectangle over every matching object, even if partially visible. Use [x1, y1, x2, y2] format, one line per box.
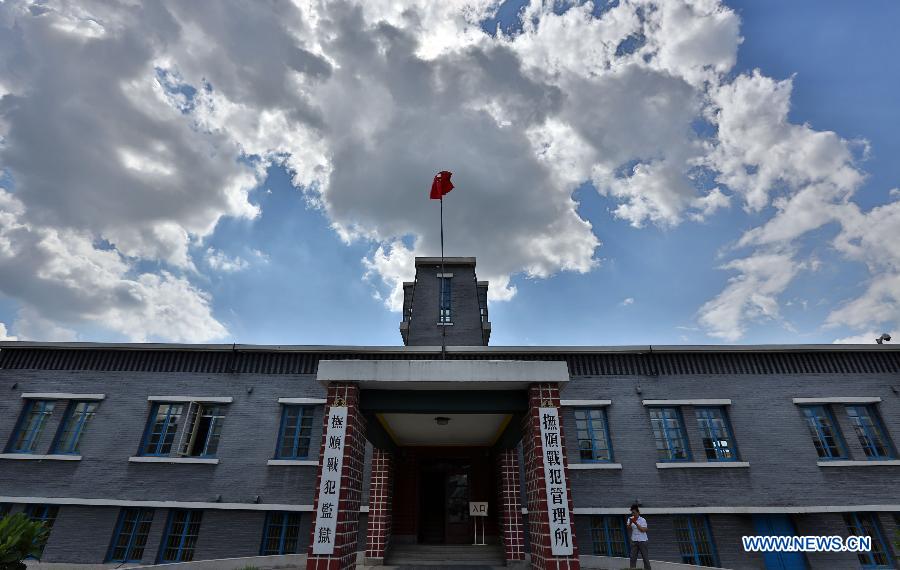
[385, 544, 506, 567]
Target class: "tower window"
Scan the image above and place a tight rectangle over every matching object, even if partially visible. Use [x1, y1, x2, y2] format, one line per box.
[438, 276, 452, 323]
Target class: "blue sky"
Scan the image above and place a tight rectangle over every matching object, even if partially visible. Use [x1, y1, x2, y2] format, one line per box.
[0, 0, 898, 346]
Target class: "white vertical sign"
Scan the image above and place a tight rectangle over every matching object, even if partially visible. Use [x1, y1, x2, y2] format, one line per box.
[312, 406, 348, 555]
[538, 406, 573, 556]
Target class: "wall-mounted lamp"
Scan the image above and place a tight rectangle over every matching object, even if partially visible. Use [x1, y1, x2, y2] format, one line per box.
[434, 417, 451, 426]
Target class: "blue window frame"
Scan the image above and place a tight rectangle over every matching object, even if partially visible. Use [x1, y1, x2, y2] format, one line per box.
[844, 512, 893, 569]
[438, 276, 451, 323]
[107, 508, 154, 563]
[25, 504, 59, 558]
[260, 512, 303, 555]
[7, 400, 56, 453]
[695, 407, 738, 461]
[178, 403, 226, 458]
[589, 515, 628, 557]
[799, 405, 847, 459]
[276, 405, 315, 459]
[649, 407, 691, 461]
[158, 509, 202, 563]
[574, 408, 613, 462]
[845, 405, 895, 459]
[674, 515, 719, 567]
[51, 401, 99, 455]
[140, 403, 184, 456]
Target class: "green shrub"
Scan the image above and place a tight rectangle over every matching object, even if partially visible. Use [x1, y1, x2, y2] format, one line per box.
[0, 513, 50, 569]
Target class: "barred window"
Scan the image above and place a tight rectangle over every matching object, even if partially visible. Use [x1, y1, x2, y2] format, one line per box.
[25, 504, 59, 558]
[674, 515, 719, 567]
[589, 515, 628, 558]
[52, 401, 99, 455]
[844, 512, 893, 569]
[695, 407, 738, 461]
[107, 508, 154, 563]
[261, 512, 303, 555]
[845, 405, 895, 459]
[276, 405, 315, 459]
[649, 407, 690, 461]
[159, 510, 202, 563]
[574, 408, 613, 462]
[799, 405, 846, 459]
[8, 400, 56, 453]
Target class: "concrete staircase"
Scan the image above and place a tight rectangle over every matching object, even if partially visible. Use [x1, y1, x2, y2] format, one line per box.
[384, 544, 506, 567]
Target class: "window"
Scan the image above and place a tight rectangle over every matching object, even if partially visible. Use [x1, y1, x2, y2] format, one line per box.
[276, 405, 315, 459]
[649, 407, 690, 461]
[844, 513, 893, 569]
[260, 512, 303, 555]
[438, 276, 451, 323]
[107, 508, 154, 563]
[7, 400, 56, 453]
[158, 509, 202, 563]
[25, 504, 59, 558]
[140, 402, 226, 458]
[574, 408, 613, 462]
[590, 515, 628, 558]
[674, 515, 719, 567]
[51, 401, 99, 455]
[845, 405, 895, 459]
[695, 407, 738, 461]
[800, 405, 846, 459]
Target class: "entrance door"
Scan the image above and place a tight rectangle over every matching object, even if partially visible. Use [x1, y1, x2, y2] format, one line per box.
[752, 515, 809, 570]
[418, 460, 471, 544]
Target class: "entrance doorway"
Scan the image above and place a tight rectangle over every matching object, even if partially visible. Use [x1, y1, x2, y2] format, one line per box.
[391, 447, 498, 546]
[418, 459, 471, 544]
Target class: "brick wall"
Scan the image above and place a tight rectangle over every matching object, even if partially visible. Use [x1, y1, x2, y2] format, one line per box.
[365, 448, 393, 561]
[497, 447, 526, 561]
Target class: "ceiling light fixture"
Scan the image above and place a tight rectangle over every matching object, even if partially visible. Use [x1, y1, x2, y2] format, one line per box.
[435, 416, 451, 426]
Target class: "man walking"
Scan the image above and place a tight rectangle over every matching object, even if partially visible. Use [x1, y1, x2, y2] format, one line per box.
[628, 503, 650, 570]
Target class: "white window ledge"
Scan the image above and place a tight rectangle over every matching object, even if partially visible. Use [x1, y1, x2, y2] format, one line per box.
[436, 322, 454, 326]
[793, 397, 882, 405]
[569, 463, 623, 470]
[277, 397, 326, 405]
[643, 399, 731, 406]
[129, 456, 219, 464]
[147, 396, 233, 403]
[656, 461, 750, 469]
[560, 399, 612, 407]
[817, 460, 900, 467]
[0, 453, 82, 461]
[267, 459, 318, 466]
[21, 393, 105, 400]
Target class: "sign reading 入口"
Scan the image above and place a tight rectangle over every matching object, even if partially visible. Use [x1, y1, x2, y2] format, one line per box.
[469, 502, 488, 517]
[311, 406, 348, 555]
[538, 406, 573, 556]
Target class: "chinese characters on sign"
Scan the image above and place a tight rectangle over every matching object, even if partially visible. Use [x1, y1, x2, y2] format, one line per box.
[538, 406, 574, 556]
[311, 406, 348, 555]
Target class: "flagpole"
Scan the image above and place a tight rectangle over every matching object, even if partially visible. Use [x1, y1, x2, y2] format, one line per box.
[440, 194, 446, 360]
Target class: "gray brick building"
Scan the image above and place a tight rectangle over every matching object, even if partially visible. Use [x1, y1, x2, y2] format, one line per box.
[1, 257, 898, 569]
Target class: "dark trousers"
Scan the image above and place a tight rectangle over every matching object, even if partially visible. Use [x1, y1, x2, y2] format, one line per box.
[630, 540, 650, 569]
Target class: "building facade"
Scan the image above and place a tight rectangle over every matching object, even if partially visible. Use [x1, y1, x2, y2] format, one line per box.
[1, 257, 898, 570]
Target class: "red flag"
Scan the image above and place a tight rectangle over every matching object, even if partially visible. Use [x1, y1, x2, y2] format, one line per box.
[430, 170, 454, 199]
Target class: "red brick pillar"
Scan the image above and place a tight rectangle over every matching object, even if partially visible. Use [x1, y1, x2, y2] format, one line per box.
[307, 383, 366, 570]
[365, 448, 393, 564]
[522, 383, 579, 570]
[497, 447, 526, 564]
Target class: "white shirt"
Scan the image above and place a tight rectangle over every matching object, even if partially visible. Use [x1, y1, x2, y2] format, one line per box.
[628, 516, 648, 542]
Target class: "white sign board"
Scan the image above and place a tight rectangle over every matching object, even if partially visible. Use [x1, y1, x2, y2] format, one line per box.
[469, 502, 488, 517]
[538, 406, 573, 556]
[312, 406, 348, 555]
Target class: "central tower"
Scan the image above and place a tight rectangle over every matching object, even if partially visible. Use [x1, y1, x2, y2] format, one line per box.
[399, 257, 491, 346]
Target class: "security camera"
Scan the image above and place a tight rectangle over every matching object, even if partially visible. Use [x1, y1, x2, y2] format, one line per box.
[876, 333, 892, 344]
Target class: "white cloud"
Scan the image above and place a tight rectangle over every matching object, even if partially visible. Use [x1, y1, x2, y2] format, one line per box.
[621, 297, 635, 306]
[205, 247, 250, 273]
[0, 321, 17, 341]
[0, 0, 896, 344]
